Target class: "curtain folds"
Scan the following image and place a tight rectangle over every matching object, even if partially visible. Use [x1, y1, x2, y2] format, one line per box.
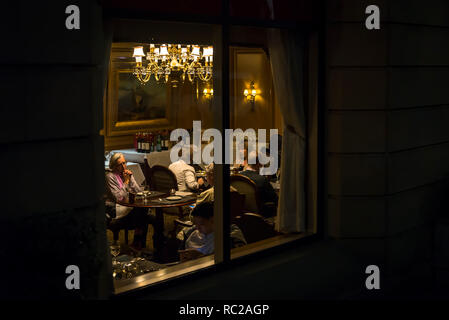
[268, 28, 306, 233]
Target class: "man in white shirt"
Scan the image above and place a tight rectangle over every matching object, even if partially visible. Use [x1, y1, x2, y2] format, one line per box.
[169, 145, 204, 192]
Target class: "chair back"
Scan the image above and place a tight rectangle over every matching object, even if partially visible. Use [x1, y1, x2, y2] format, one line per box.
[230, 190, 245, 221]
[230, 174, 261, 214]
[234, 212, 278, 244]
[149, 164, 178, 193]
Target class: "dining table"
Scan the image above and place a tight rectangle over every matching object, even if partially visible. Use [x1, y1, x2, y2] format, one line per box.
[117, 191, 197, 262]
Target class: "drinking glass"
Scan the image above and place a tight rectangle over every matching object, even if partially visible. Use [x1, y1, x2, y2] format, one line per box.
[110, 242, 121, 265]
[143, 183, 151, 198]
[170, 188, 176, 196]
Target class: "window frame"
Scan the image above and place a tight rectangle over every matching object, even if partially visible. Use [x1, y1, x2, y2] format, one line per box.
[105, 5, 325, 297]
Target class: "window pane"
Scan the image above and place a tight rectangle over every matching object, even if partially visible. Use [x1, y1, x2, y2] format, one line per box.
[103, 20, 223, 293]
[227, 26, 316, 259]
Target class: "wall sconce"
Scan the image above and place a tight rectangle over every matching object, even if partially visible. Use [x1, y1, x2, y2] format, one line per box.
[203, 87, 213, 108]
[203, 88, 214, 99]
[243, 81, 257, 111]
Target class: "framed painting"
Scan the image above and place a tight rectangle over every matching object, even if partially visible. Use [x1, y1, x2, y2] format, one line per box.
[105, 43, 172, 137]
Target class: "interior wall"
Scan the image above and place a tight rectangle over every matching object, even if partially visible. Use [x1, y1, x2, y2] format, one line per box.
[230, 47, 277, 131]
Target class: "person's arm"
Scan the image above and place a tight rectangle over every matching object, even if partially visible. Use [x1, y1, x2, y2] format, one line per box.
[230, 224, 247, 248]
[128, 175, 142, 193]
[184, 169, 200, 190]
[105, 174, 128, 202]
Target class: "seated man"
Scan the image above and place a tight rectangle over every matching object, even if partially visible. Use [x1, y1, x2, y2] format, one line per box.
[169, 145, 204, 192]
[105, 152, 152, 249]
[177, 202, 247, 262]
[240, 151, 278, 217]
[196, 163, 237, 206]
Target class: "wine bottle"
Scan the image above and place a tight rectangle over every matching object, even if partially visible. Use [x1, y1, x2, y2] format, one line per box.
[137, 132, 142, 153]
[156, 132, 162, 152]
[163, 129, 169, 150]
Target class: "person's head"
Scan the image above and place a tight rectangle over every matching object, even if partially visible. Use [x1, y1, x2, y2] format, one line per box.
[109, 153, 127, 174]
[191, 201, 214, 235]
[246, 150, 261, 171]
[205, 163, 214, 186]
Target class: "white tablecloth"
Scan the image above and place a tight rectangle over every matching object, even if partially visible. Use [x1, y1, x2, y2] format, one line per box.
[110, 149, 172, 168]
[104, 161, 146, 187]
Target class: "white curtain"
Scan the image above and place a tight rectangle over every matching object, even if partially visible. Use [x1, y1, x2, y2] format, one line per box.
[268, 28, 306, 233]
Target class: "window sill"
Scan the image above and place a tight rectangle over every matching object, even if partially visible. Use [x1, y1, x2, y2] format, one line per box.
[113, 232, 314, 296]
[114, 255, 215, 295]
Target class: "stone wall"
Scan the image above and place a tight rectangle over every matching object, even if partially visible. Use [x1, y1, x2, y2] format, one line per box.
[0, 1, 111, 299]
[326, 0, 449, 280]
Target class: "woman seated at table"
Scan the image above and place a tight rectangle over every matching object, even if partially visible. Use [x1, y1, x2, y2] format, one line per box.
[169, 144, 205, 192]
[176, 201, 247, 261]
[105, 152, 151, 249]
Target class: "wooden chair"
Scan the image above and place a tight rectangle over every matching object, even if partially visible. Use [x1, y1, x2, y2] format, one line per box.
[230, 190, 245, 221]
[148, 164, 178, 193]
[233, 212, 279, 244]
[230, 174, 262, 215]
[146, 163, 189, 219]
[105, 203, 134, 245]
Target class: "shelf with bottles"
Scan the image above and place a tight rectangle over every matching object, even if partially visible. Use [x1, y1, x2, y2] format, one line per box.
[134, 129, 171, 153]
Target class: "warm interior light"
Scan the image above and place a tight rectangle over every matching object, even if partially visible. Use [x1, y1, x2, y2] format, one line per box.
[133, 46, 145, 57]
[159, 44, 169, 56]
[243, 81, 257, 110]
[191, 46, 200, 57]
[203, 47, 213, 57]
[132, 43, 213, 85]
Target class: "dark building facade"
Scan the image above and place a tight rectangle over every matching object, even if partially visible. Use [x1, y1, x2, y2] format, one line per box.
[1, 0, 448, 300]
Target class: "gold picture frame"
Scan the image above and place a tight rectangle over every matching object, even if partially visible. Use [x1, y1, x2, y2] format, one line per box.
[105, 43, 172, 138]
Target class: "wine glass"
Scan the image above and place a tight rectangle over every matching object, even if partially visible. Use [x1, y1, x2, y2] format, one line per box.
[142, 181, 151, 198]
[110, 242, 121, 265]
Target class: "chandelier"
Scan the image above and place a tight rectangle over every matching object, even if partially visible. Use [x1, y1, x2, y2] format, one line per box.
[132, 44, 213, 86]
